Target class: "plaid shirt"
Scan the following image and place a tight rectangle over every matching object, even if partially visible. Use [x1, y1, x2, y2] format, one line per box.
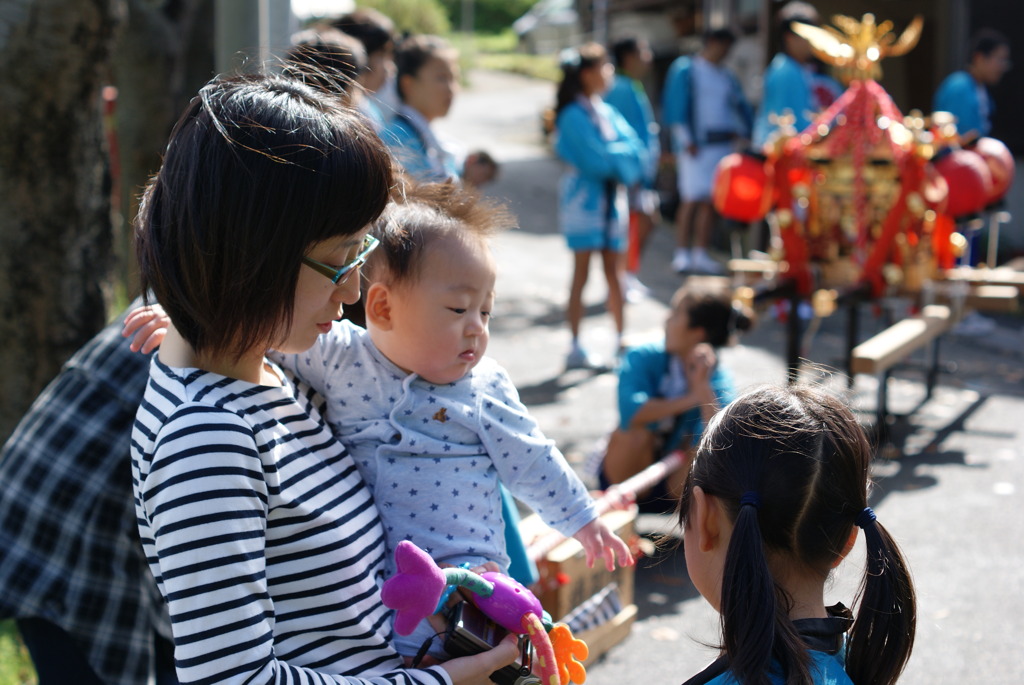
[0, 298, 169, 684]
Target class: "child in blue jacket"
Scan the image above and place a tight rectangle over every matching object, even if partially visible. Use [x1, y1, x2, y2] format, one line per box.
[554, 42, 647, 370]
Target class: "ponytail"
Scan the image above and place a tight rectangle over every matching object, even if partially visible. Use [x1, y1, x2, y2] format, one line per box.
[554, 43, 607, 118]
[720, 495, 811, 685]
[845, 509, 917, 685]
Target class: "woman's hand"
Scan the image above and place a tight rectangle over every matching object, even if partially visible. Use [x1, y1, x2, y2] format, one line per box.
[573, 517, 635, 572]
[122, 304, 170, 354]
[438, 634, 519, 685]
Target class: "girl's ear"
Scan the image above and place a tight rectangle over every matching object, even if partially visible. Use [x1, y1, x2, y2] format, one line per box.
[831, 528, 859, 569]
[364, 282, 394, 331]
[692, 486, 724, 553]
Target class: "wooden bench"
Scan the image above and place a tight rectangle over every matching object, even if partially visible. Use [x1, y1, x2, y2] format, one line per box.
[850, 304, 955, 441]
[939, 266, 1024, 296]
[931, 282, 1021, 313]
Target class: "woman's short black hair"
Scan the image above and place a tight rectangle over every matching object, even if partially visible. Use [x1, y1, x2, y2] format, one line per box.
[136, 71, 393, 360]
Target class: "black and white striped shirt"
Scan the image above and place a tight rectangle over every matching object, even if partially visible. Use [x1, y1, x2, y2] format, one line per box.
[131, 358, 450, 685]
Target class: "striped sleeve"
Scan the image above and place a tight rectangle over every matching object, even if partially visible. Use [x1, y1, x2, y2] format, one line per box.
[136, 402, 450, 685]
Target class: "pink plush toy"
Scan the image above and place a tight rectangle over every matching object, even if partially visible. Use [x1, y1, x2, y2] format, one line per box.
[381, 540, 588, 685]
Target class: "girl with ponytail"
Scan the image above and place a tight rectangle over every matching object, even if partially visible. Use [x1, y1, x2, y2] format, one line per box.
[677, 385, 916, 685]
[553, 42, 647, 370]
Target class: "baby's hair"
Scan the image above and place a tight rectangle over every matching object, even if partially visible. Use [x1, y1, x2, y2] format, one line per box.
[394, 34, 457, 101]
[330, 8, 396, 56]
[286, 27, 367, 96]
[678, 385, 916, 685]
[554, 42, 607, 116]
[671, 285, 754, 348]
[368, 180, 516, 287]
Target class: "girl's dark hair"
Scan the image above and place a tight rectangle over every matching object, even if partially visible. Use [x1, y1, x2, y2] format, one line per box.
[675, 286, 753, 348]
[136, 71, 393, 361]
[368, 180, 515, 287]
[678, 385, 916, 685]
[287, 27, 367, 94]
[554, 42, 607, 116]
[394, 34, 456, 102]
[331, 8, 396, 56]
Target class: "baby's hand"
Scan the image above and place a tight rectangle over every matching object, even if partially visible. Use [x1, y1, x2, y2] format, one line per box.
[573, 518, 634, 572]
[122, 304, 170, 354]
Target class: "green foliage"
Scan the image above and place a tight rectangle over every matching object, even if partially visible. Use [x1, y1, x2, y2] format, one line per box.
[451, 30, 560, 82]
[439, 0, 540, 34]
[0, 621, 35, 685]
[357, 0, 450, 36]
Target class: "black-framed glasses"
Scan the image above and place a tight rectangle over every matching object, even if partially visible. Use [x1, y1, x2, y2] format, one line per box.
[302, 234, 380, 285]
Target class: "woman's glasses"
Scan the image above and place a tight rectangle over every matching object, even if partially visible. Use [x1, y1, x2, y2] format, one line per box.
[302, 234, 380, 285]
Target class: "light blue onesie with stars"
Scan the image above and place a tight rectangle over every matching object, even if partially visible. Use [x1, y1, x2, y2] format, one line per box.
[276, 321, 598, 653]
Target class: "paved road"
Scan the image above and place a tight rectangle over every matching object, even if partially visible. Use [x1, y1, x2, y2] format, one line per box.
[438, 69, 1024, 684]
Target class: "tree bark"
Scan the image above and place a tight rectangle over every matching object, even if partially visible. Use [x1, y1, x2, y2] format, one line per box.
[110, 0, 214, 295]
[0, 0, 121, 441]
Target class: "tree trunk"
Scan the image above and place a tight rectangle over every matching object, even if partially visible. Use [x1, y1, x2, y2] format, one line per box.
[0, 0, 121, 442]
[110, 0, 214, 296]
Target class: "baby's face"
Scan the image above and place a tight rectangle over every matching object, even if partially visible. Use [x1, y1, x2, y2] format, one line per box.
[383, 234, 495, 385]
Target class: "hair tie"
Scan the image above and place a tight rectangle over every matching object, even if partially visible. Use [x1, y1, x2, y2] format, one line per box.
[739, 491, 761, 509]
[855, 507, 877, 529]
[559, 47, 581, 69]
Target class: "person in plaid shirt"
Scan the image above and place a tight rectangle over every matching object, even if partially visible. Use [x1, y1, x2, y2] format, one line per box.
[0, 297, 177, 684]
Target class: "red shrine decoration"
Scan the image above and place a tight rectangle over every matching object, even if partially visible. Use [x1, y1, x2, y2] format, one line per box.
[712, 153, 773, 222]
[711, 12, 1007, 300]
[934, 148, 993, 218]
[973, 136, 1015, 203]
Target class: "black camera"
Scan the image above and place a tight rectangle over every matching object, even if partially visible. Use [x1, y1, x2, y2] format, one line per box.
[443, 601, 540, 685]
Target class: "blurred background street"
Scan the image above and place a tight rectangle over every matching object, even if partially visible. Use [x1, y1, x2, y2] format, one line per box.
[440, 67, 1024, 684]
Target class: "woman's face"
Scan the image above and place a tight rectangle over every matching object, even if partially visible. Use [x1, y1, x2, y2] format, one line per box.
[581, 58, 615, 96]
[274, 230, 368, 354]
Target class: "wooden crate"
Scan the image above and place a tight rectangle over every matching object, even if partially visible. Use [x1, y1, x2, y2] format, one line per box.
[577, 604, 637, 666]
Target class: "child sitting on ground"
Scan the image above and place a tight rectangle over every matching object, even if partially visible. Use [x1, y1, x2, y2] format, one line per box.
[677, 384, 916, 685]
[600, 283, 752, 508]
[126, 182, 632, 661]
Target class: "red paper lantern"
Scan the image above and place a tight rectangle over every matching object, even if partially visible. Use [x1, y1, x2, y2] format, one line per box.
[933, 149, 993, 217]
[713, 153, 773, 222]
[973, 136, 1015, 203]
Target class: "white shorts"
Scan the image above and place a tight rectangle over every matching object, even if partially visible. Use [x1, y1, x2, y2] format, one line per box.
[676, 143, 733, 202]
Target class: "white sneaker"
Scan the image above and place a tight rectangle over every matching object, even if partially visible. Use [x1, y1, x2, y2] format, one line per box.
[671, 249, 691, 273]
[625, 273, 650, 302]
[690, 249, 723, 274]
[566, 345, 601, 370]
